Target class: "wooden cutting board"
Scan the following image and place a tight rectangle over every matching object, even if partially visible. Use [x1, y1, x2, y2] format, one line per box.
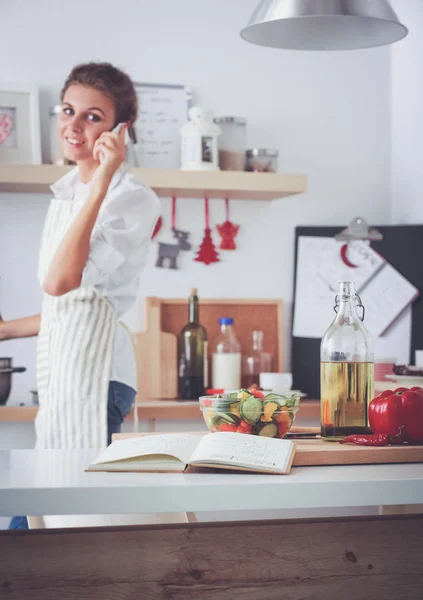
[132, 298, 177, 401]
[113, 430, 423, 466]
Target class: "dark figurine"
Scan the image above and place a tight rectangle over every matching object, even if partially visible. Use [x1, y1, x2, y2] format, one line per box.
[156, 228, 192, 269]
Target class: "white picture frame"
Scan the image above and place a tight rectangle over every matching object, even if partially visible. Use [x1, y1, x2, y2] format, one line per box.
[0, 85, 41, 164]
[132, 82, 192, 169]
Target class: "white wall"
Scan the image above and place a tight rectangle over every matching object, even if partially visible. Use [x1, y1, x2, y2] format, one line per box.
[390, 0, 423, 224]
[0, 0, 392, 404]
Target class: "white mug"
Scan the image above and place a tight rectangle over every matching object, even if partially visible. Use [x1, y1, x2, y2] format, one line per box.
[259, 372, 293, 393]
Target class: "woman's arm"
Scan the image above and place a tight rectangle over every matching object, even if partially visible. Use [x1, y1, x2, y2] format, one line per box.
[43, 125, 128, 297]
[0, 314, 41, 341]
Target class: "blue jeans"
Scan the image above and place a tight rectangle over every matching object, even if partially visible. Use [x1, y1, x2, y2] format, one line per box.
[8, 380, 136, 530]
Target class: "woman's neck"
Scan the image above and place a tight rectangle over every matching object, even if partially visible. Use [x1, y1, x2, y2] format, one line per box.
[77, 158, 99, 184]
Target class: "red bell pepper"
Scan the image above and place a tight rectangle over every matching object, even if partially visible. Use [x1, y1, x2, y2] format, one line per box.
[368, 386, 423, 444]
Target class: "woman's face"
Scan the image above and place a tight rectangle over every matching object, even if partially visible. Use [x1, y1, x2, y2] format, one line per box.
[58, 83, 116, 163]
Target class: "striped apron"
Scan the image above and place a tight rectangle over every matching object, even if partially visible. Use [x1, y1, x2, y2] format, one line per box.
[35, 197, 116, 449]
[31, 193, 189, 526]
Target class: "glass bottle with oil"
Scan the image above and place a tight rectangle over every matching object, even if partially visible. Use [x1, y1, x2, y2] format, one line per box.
[320, 281, 374, 440]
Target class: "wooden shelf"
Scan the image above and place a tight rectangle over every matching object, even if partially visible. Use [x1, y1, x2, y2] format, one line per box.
[0, 164, 307, 200]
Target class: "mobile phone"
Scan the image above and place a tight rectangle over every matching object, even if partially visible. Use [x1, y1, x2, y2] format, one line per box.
[99, 122, 129, 163]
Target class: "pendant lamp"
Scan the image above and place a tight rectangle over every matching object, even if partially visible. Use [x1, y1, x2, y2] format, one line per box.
[240, 0, 408, 51]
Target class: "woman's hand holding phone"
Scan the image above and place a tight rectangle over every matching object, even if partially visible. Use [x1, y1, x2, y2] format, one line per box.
[93, 122, 128, 190]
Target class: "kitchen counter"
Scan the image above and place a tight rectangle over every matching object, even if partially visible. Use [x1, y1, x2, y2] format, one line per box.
[1, 448, 423, 599]
[1, 449, 423, 516]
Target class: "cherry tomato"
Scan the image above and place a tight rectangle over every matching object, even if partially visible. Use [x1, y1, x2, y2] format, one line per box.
[237, 420, 253, 434]
[218, 424, 238, 433]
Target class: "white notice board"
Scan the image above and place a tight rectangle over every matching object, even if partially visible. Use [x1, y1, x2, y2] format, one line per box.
[292, 237, 385, 338]
[292, 236, 418, 363]
[133, 82, 192, 169]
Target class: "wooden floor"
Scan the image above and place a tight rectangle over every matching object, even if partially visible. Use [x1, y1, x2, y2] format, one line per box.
[1, 514, 423, 599]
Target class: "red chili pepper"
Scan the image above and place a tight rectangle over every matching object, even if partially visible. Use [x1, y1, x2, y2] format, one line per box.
[251, 389, 265, 399]
[218, 424, 238, 433]
[236, 420, 253, 434]
[369, 386, 423, 444]
[340, 426, 404, 446]
[340, 433, 390, 446]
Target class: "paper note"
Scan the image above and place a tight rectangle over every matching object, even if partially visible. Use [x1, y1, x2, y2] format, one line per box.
[373, 305, 412, 365]
[360, 263, 419, 337]
[134, 84, 190, 169]
[293, 237, 385, 338]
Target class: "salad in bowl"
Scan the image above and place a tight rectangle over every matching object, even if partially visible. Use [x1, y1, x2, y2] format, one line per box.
[199, 388, 300, 438]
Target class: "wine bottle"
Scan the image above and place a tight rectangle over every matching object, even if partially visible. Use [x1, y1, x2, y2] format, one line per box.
[178, 288, 208, 400]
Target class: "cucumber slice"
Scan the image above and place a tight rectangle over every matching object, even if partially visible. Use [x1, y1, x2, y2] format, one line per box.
[216, 411, 240, 424]
[212, 398, 232, 410]
[256, 420, 278, 438]
[236, 389, 253, 400]
[212, 412, 241, 428]
[264, 393, 286, 400]
[239, 396, 263, 425]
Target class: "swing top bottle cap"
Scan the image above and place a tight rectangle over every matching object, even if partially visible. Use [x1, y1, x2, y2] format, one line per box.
[191, 288, 198, 296]
[219, 317, 234, 325]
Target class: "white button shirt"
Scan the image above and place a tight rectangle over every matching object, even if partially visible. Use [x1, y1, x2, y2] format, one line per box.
[50, 165, 161, 390]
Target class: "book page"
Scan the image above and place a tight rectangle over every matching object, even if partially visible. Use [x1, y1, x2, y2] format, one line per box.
[293, 237, 385, 338]
[189, 432, 295, 474]
[89, 433, 201, 467]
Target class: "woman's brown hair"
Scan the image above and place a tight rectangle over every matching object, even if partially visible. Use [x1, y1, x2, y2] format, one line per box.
[60, 62, 138, 126]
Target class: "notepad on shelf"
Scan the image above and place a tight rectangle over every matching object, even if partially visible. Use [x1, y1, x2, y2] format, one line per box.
[86, 432, 296, 475]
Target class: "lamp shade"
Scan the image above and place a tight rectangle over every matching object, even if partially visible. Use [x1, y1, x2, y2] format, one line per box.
[240, 0, 408, 51]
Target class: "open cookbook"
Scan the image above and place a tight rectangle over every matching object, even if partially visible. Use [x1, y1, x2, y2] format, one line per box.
[86, 432, 296, 475]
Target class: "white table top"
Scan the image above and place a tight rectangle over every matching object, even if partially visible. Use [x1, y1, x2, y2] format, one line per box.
[1, 449, 422, 516]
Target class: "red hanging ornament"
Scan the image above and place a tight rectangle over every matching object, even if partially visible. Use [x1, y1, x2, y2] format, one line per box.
[195, 197, 220, 265]
[151, 215, 163, 239]
[216, 198, 240, 250]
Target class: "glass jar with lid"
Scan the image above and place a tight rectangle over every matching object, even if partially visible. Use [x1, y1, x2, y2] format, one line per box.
[213, 116, 247, 171]
[245, 148, 278, 172]
[320, 281, 374, 440]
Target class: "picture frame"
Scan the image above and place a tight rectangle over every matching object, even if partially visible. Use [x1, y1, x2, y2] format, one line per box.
[0, 85, 41, 164]
[132, 82, 192, 169]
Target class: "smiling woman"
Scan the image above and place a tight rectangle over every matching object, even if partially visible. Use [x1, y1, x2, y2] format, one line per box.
[1, 64, 161, 529]
[38, 62, 159, 445]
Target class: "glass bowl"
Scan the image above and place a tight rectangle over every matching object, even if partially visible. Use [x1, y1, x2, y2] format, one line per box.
[199, 391, 300, 438]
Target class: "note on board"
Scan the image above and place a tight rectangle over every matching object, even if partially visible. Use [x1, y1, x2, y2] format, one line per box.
[293, 237, 385, 339]
[360, 263, 419, 337]
[133, 83, 192, 169]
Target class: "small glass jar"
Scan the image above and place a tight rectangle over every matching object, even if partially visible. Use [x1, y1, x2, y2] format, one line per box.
[214, 117, 247, 171]
[245, 148, 278, 172]
[241, 330, 273, 389]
